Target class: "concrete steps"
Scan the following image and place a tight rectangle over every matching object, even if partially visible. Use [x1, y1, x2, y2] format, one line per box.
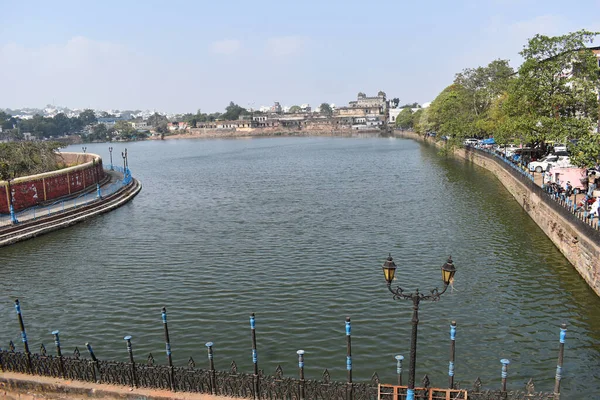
[0, 178, 142, 247]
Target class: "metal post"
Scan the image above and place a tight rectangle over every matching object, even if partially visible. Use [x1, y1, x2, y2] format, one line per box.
[121, 152, 126, 172]
[85, 342, 100, 383]
[162, 307, 175, 391]
[109, 147, 113, 170]
[92, 159, 101, 199]
[52, 330, 65, 378]
[124, 148, 128, 168]
[14, 299, 31, 373]
[297, 350, 305, 400]
[395, 355, 404, 386]
[553, 324, 567, 399]
[500, 359, 510, 392]
[206, 342, 216, 395]
[7, 180, 18, 225]
[346, 317, 353, 400]
[406, 296, 421, 400]
[124, 335, 137, 388]
[449, 321, 456, 388]
[250, 313, 259, 399]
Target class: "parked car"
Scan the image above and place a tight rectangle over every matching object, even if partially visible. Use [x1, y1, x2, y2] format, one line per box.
[498, 144, 519, 157]
[512, 148, 544, 164]
[463, 138, 478, 146]
[552, 144, 568, 153]
[529, 154, 571, 173]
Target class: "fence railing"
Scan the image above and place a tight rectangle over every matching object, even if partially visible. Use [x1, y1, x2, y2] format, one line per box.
[0, 167, 132, 228]
[0, 300, 562, 400]
[466, 146, 600, 240]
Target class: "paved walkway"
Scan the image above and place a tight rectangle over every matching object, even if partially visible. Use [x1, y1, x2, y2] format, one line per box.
[1, 169, 125, 228]
[0, 371, 235, 400]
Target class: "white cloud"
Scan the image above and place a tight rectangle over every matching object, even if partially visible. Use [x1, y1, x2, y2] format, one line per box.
[265, 36, 307, 57]
[210, 39, 241, 55]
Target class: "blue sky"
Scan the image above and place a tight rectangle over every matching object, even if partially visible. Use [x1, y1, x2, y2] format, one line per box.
[2, 0, 600, 113]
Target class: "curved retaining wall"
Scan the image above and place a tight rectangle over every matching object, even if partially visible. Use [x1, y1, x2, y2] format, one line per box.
[0, 152, 105, 213]
[397, 131, 600, 297]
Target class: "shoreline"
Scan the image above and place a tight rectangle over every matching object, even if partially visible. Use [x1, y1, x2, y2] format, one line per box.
[148, 128, 385, 141]
[396, 130, 600, 297]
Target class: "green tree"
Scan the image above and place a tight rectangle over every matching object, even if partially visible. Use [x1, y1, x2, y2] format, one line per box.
[427, 84, 473, 138]
[399, 102, 420, 109]
[88, 124, 108, 142]
[498, 30, 600, 164]
[78, 109, 97, 126]
[155, 121, 169, 134]
[454, 59, 514, 118]
[289, 105, 302, 113]
[147, 112, 168, 127]
[220, 102, 249, 121]
[0, 141, 63, 179]
[53, 113, 71, 136]
[319, 103, 333, 116]
[395, 108, 414, 130]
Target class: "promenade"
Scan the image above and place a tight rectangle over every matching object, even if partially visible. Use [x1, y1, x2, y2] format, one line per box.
[0, 167, 141, 247]
[0, 167, 129, 228]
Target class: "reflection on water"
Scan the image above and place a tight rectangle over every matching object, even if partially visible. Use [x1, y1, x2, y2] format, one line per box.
[0, 137, 598, 399]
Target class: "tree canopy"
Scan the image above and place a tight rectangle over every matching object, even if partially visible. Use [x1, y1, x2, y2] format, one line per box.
[395, 108, 415, 130]
[0, 142, 63, 180]
[319, 103, 333, 116]
[220, 102, 250, 121]
[422, 30, 600, 167]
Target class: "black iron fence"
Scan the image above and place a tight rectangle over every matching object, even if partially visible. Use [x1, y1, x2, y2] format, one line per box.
[1, 300, 563, 399]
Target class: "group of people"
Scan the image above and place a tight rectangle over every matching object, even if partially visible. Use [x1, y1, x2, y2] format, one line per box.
[544, 170, 600, 218]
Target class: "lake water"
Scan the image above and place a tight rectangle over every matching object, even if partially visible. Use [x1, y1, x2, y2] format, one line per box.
[1, 137, 598, 398]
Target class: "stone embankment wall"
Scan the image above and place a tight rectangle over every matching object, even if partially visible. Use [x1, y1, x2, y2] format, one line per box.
[396, 131, 600, 297]
[0, 152, 105, 214]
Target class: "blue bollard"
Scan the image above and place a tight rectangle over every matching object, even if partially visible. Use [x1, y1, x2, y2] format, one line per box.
[553, 324, 567, 396]
[345, 317, 352, 383]
[9, 204, 18, 224]
[501, 359, 510, 391]
[449, 321, 456, 388]
[395, 355, 404, 386]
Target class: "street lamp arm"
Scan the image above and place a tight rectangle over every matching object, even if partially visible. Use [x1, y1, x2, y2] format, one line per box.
[387, 284, 449, 302]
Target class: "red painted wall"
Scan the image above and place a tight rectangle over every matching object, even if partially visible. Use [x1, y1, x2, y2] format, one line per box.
[0, 158, 105, 214]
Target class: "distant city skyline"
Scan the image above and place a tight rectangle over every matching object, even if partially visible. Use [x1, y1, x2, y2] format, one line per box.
[2, 0, 600, 113]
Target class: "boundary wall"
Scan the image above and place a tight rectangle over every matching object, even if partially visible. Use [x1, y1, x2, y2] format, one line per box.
[397, 131, 600, 297]
[0, 152, 105, 213]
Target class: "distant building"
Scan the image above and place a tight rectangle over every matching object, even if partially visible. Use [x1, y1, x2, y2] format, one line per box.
[388, 107, 422, 124]
[130, 121, 151, 131]
[337, 91, 387, 118]
[97, 117, 123, 127]
[271, 102, 282, 113]
[167, 122, 189, 131]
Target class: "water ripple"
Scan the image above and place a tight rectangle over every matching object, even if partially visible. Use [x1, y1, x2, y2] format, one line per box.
[0, 138, 597, 399]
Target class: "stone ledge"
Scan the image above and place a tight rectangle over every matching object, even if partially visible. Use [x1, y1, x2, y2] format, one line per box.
[0, 371, 233, 399]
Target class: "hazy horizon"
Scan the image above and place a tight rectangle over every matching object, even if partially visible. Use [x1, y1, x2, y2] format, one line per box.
[2, 0, 599, 114]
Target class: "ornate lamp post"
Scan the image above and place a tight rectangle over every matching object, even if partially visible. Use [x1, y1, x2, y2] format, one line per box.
[108, 147, 114, 170]
[381, 254, 456, 400]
